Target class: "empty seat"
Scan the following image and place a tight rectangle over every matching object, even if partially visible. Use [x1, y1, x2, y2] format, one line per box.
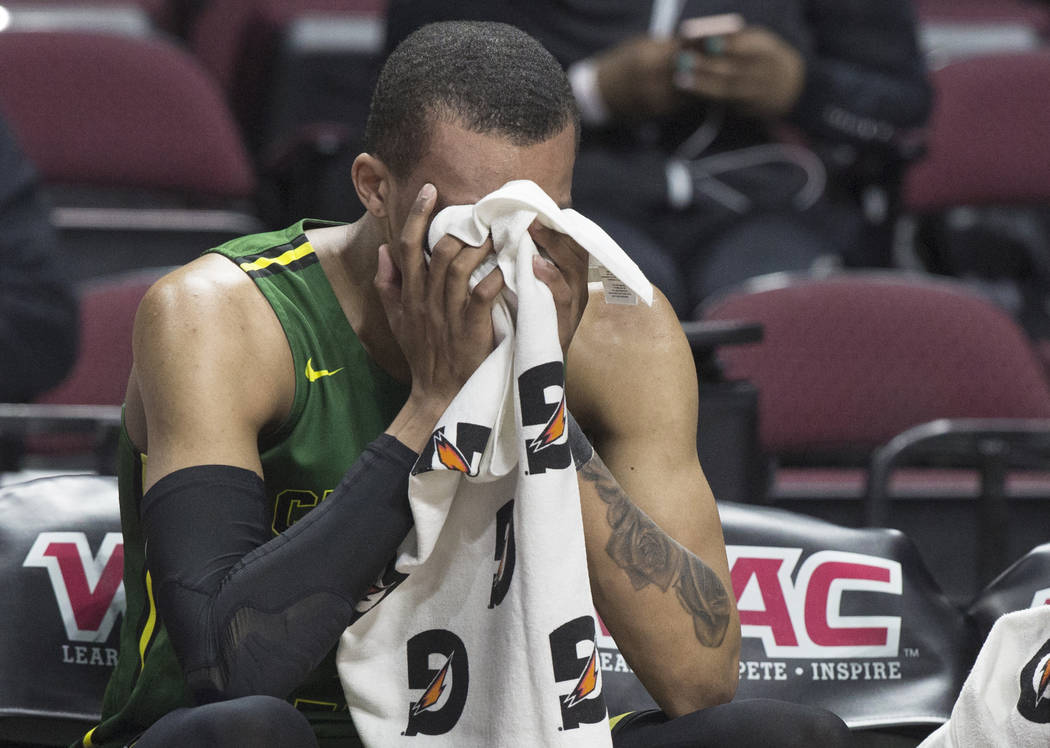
[0, 30, 263, 279]
[699, 269, 1050, 600]
[903, 50, 1050, 214]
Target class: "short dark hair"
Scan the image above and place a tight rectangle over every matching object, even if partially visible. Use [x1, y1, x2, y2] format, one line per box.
[365, 21, 580, 178]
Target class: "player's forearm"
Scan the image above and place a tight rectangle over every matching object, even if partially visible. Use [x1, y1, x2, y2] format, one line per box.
[141, 434, 416, 703]
[570, 429, 740, 713]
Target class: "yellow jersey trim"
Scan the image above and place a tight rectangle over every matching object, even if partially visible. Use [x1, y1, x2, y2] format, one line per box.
[239, 242, 315, 274]
[138, 571, 157, 669]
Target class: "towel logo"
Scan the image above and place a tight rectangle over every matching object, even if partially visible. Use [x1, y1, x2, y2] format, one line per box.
[1018, 636, 1050, 723]
[404, 629, 469, 736]
[549, 616, 607, 731]
[414, 424, 491, 476]
[349, 558, 409, 626]
[518, 362, 571, 475]
[488, 500, 517, 609]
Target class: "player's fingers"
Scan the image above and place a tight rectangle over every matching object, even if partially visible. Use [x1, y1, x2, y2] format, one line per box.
[426, 234, 467, 321]
[394, 183, 436, 297]
[465, 265, 505, 325]
[533, 254, 574, 307]
[530, 225, 588, 294]
[446, 238, 495, 312]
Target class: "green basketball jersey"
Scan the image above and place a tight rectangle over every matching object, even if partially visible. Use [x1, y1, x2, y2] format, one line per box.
[81, 220, 409, 748]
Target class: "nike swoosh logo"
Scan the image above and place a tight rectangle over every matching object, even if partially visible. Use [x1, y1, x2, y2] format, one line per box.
[305, 357, 344, 382]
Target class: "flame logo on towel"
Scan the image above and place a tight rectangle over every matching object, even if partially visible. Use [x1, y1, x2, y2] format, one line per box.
[1035, 654, 1050, 710]
[563, 646, 601, 709]
[1017, 636, 1050, 724]
[411, 653, 453, 716]
[434, 431, 471, 473]
[529, 395, 566, 452]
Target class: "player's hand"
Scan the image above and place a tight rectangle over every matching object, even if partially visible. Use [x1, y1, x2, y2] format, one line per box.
[529, 223, 589, 355]
[375, 183, 504, 417]
[674, 26, 806, 117]
[593, 35, 682, 118]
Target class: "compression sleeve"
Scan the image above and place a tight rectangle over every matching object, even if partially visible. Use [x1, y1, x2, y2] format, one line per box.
[140, 433, 416, 704]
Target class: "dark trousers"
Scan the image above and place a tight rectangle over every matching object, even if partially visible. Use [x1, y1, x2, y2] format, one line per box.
[133, 696, 851, 747]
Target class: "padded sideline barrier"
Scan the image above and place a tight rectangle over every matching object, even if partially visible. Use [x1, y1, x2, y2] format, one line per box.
[599, 501, 975, 731]
[0, 474, 121, 746]
[968, 542, 1050, 640]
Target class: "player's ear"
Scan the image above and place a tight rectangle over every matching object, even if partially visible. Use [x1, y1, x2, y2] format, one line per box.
[352, 153, 394, 219]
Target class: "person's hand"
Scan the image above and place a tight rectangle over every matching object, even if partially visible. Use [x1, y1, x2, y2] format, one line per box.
[376, 184, 505, 441]
[593, 35, 682, 119]
[675, 26, 806, 118]
[529, 224, 590, 355]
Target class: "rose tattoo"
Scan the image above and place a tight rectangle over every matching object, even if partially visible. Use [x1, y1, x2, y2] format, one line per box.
[580, 453, 731, 648]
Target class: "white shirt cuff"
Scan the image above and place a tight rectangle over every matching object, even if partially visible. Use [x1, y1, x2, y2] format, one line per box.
[568, 58, 612, 127]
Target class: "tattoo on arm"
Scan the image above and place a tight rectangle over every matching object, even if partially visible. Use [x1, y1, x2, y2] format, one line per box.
[579, 452, 731, 648]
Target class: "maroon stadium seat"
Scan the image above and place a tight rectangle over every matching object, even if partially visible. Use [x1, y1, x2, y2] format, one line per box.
[0, 268, 169, 474]
[702, 271, 1050, 455]
[699, 269, 1050, 599]
[189, 0, 388, 222]
[903, 50, 1050, 213]
[189, 0, 386, 142]
[914, 0, 1050, 30]
[0, 30, 262, 278]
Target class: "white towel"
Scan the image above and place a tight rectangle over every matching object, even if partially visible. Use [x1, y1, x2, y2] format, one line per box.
[919, 605, 1050, 748]
[336, 180, 651, 746]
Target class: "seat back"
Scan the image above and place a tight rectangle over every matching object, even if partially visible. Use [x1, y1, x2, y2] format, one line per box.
[36, 268, 168, 408]
[598, 502, 972, 730]
[14, 268, 168, 472]
[700, 271, 1050, 458]
[0, 474, 122, 745]
[190, 0, 386, 146]
[903, 51, 1050, 212]
[0, 30, 261, 277]
[967, 542, 1050, 640]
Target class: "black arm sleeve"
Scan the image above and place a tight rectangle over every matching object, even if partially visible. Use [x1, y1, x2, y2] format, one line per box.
[140, 433, 416, 704]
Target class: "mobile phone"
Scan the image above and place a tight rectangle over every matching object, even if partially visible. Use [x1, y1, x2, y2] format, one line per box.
[679, 13, 744, 55]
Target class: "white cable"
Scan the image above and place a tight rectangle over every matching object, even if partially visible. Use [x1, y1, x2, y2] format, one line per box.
[688, 143, 828, 210]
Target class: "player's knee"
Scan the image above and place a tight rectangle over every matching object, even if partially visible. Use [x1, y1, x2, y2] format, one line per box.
[177, 696, 318, 748]
[772, 700, 852, 748]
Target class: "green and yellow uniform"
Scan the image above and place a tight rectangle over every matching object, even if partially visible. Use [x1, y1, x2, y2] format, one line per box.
[79, 221, 408, 748]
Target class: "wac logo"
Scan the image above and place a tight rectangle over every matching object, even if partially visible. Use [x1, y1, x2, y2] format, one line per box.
[728, 546, 902, 658]
[413, 423, 491, 476]
[1018, 636, 1050, 724]
[23, 532, 126, 642]
[518, 361, 571, 475]
[348, 558, 409, 626]
[489, 500, 516, 609]
[1033, 587, 1050, 608]
[549, 616, 607, 731]
[404, 629, 469, 736]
